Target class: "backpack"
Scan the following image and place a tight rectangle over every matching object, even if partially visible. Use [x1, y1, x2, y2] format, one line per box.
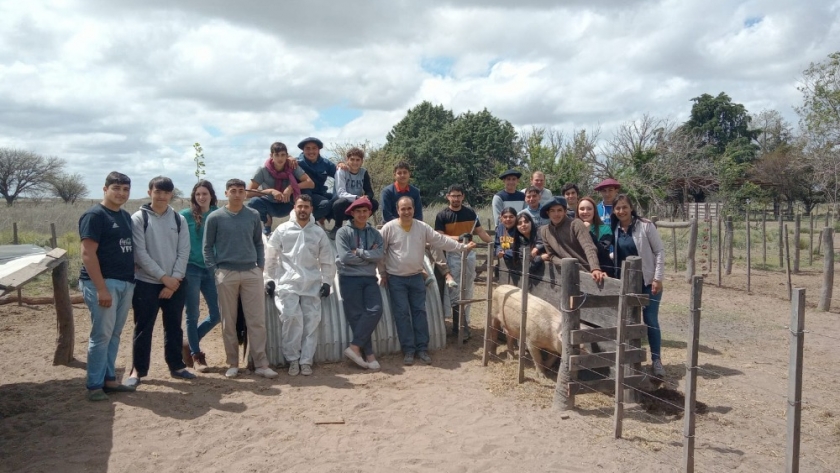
[142, 209, 182, 233]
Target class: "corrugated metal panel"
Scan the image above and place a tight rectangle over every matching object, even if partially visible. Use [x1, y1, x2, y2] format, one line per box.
[263, 240, 448, 366]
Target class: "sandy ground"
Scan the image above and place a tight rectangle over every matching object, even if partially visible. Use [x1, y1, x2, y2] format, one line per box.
[1, 255, 839, 472]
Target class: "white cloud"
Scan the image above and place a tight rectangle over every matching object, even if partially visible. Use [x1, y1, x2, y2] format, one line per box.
[0, 0, 838, 194]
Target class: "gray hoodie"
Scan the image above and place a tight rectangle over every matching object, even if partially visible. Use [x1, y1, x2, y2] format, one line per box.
[335, 222, 384, 278]
[131, 204, 190, 284]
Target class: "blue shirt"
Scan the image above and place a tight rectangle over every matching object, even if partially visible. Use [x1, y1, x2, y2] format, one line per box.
[296, 154, 337, 196]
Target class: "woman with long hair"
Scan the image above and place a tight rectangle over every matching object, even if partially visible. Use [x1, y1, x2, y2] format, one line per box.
[609, 194, 666, 378]
[180, 180, 221, 372]
[509, 211, 545, 286]
[576, 196, 615, 277]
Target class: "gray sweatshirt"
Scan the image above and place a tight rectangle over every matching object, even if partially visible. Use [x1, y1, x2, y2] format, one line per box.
[131, 204, 190, 284]
[335, 223, 384, 278]
[203, 206, 265, 271]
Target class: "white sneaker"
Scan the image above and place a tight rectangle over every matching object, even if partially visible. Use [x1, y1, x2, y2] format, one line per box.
[225, 367, 239, 378]
[652, 359, 666, 378]
[288, 360, 300, 376]
[367, 360, 380, 370]
[255, 367, 279, 379]
[300, 364, 313, 376]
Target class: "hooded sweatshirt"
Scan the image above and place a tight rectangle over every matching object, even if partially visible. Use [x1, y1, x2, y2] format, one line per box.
[296, 153, 337, 197]
[335, 222, 384, 278]
[264, 219, 336, 297]
[131, 204, 190, 284]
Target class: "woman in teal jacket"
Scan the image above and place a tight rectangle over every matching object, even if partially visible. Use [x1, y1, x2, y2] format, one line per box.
[180, 180, 220, 372]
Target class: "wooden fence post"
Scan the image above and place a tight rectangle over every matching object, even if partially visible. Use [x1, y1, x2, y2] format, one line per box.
[725, 216, 733, 275]
[818, 228, 834, 312]
[809, 213, 815, 266]
[13, 222, 22, 306]
[554, 259, 580, 411]
[784, 224, 792, 301]
[50, 223, 57, 249]
[614, 256, 643, 438]
[52, 259, 75, 365]
[718, 215, 723, 286]
[672, 227, 678, 273]
[458, 250, 469, 345]
[762, 209, 767, 267]
[746, 209, 751, 292]
[706, 203, 712, 272]
[482, 241, 494, 367]
[779, 212, 784, 268]
[793, 214, 801, 274]
[683, 275, 704, 473]
[517, 250, 530, 384]
[785, 288, 805, 473]
[686, 218, 698, 283]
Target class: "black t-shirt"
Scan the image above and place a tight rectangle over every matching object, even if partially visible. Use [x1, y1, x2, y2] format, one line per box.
[78, 204, 135, 282]
[435, 206, 480, 236]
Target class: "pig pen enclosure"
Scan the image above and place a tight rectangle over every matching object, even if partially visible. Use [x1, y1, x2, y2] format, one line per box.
[479, 218, 840, 472]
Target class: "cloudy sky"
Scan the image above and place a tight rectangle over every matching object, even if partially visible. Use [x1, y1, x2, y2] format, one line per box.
[1, 0, 839, 195]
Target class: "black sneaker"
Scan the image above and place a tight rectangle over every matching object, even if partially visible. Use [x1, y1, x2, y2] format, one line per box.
[403, 353, 415, 366]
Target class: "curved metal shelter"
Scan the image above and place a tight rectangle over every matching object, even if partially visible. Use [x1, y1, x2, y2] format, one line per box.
[264, 240, 448, 366]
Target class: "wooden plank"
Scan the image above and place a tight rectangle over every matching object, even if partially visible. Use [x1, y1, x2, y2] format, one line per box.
[0, 250, 67, 290]
[553, 258, 580, 411]
[567, 375, 647, 395]
[571, 324, 647, 344]
[569, 349, 646, 371]
[570, 294, 649, 309]
[655, 221, 692, 229]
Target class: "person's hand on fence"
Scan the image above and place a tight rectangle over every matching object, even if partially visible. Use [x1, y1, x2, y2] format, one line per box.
[651, 279, 662, 295]
[591, 269, 606, 284]
[464, 241, 477, 251]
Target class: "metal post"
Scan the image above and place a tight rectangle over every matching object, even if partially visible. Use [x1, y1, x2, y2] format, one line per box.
[482, 241, 494, 366]
[458, 250, 468, 345]
[683, 275, 703, 473]
[517, 249, 530, 384]
[725, 216, 733, 275]
[785, 288, 805, 473]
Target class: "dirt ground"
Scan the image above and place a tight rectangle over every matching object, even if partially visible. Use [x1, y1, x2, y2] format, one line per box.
[1, 253, 839, 472]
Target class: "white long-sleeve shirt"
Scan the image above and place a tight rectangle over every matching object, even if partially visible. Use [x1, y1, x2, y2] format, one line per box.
[380, 219, 467, 277]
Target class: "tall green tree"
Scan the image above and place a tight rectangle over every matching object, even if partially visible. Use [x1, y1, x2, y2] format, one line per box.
[684, 92, 760, 158]
[384, 101, 518, 205]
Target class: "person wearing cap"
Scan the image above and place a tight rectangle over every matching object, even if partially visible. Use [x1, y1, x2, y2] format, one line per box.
[264, 194, 336, 377]
[295, 137, 339, 223]
[335, 197, 384, 371]
[594, 178, 621, 226]
[538, 197, 606, 283]
[380, 196, 476, 366]
[521, 171, 554, 207]
[330, 147, 379, 239]
[435, 184, 494, 340]
[492, 169, 526, 224]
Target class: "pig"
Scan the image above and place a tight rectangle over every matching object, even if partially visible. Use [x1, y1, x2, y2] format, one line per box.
[490, 284, 563, 379]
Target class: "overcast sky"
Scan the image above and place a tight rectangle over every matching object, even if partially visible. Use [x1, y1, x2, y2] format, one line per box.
[1, 0, 838, 195]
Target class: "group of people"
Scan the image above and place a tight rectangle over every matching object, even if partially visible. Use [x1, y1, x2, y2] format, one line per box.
[78, 140, 666, 402]
[490, 171, 666, 377]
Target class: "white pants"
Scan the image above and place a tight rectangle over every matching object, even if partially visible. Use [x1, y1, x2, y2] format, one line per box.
[446, 250, 476, 324]
[276, 292, 322, 365]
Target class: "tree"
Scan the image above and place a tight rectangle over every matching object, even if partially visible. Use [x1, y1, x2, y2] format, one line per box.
[50, 172, 88, 204]
[384, 101, 518, 205]
[683, 92, 760, 156]
[517, 127, 595, 194]
[0, 148, 64, 206]
[796, 52, 840, 210]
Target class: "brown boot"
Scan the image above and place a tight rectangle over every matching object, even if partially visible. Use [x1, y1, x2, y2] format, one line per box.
[182, 340, 193, 368]
[193, 352, 209, 373]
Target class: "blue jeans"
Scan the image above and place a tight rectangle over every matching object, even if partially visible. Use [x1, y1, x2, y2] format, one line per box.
[643, 284, 662, 360]
[247, 196, 293, 224]
[387, 274, 428, 354]
[339, 275, 383, 357]
[303, 190, 334, 221]
[80, 278, 135, 390]
[184, 264, 221, 355]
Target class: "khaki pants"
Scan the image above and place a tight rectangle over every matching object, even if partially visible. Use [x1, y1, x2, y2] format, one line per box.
[215, 267, 269, 369]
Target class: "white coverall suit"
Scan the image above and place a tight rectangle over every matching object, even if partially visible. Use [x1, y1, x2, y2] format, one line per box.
[265, 219, 335, 366]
